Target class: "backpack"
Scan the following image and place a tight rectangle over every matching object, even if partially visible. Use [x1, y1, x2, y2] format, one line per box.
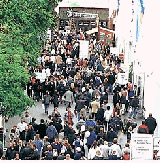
[137, 128, 147, 134]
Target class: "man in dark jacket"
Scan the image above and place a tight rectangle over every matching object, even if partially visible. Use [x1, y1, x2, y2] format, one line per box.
[5, 142, 16, 160]
[30, 144, 40, 160]
[106, 127, 117, 145]
[26, 125, 36, 142]
[129, 96, 139, 119]
[96, 104, 105, 123]
[85, 115, 97, 129]
[113, 91, 120, 108]
[108, 72, 115, 95]
[38, 119, 47, 139]
[145, 113, 157, 134]
[87, 128, 97, 150]
[46, 122, 58, 143]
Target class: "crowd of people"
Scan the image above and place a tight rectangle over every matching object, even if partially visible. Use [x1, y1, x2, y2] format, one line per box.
[1, 30, 157, 160]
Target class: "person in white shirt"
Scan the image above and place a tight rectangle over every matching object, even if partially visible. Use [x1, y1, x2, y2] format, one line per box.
[66, 56, 72, 67]
[99, 141, 110, 158]
[17, 118, 27, 140]
[109, 138, 122, 160]
[46, 67, 50, 77]
[24, 111, 32, 125]
[104, 106, 112, 130]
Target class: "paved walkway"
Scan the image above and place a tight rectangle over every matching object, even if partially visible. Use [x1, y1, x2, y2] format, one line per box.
[4, 94, 143, 149]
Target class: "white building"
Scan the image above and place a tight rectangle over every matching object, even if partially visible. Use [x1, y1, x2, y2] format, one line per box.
[116, 0, 160, 136]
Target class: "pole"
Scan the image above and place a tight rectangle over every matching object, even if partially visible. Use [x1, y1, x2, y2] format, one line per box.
[3, 116, 5, 151]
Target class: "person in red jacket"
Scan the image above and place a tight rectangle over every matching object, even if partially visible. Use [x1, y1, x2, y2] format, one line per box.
[137, 120, 149, 134]
[123, 151, 130, 160]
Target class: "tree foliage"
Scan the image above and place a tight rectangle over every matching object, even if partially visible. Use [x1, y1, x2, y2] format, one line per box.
[0, 0, 61, 117]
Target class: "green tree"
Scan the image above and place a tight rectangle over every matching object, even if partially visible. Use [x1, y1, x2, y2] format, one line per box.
[0, 0, 62, 117]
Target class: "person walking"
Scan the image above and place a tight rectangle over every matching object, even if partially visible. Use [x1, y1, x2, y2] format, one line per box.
[145, 113, 157, 134]
[17, 118, 27, 141]
[43, 91, 51, 115]
[91, 98, 100, 119]
[129, 95, 139, 119]
[63, 89, 74, 108]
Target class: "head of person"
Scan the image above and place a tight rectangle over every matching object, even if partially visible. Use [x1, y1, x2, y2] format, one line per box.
[40, 119, 44, 123]
[25, 111, 29, 117]
[113, 138, 118, 144]
[142, 120, 145, 125]
[116, 103, 120, 108]
[20, 118, 24, 123]
[67, 107, 71, 112]
[149, 113, 152, 117]
[47, 145, 52, 151]
[13, 125, 17, 130]
[112, 149, 117, 155]
[66, 154, 71, 160]
[32, 144, 37, 150]
[43, 136, 48, 142]
[15, 153, 20, 160]
[107, 106, 110, 110]
[35, 134, 40, 141]
[10, 142, 14, 148]
[54, 137, 59, 143]
[89, 115, 92, 119]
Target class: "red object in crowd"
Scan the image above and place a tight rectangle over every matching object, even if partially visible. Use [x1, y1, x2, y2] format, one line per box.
[123, 154, 130, 160]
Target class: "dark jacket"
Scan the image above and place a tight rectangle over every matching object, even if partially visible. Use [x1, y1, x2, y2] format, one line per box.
[85, 119, 96, 128]
[130, 97, 139, 107]
[145, 117, 157, 132]
[113, 93, 120, 105]
[46, 125, 58, 140]
[120, 95, 126, 104]
[74, 152, 82, 160]
[30, 149, 40, 160]
[108, 154, 118, 160]
[5, 147, 16, 160]
[108, 74, 115, 85]
[26, 129, 36, 142]
[106, 130, 117, 142]
[38, 123, 47, 139]
[96, 108, 104, 121]
[45, 151, 53, 160]
[51, 143, 61, 153]
[87, 131, 97, 146]
[92, 156, 104, 160]
[57, 155, 65, 160]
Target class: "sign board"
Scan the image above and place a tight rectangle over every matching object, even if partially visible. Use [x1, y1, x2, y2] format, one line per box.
[79, 40, 89, 59]
[154, 137, 160, 159]
[154, 137, 160, 151]
[117, 73, 128, 85]
[131, 134, 153, 160]
[67, 11, 98, 19]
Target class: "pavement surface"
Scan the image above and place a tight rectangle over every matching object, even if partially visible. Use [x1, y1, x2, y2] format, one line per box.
[4, 94, 143, 149]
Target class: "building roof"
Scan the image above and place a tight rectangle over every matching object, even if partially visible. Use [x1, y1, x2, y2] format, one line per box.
[55, 0, 109, 13]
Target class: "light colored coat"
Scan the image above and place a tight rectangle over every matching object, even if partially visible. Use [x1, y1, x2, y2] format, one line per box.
[91, 100, 100, 113]
[63, 90, 74, 103]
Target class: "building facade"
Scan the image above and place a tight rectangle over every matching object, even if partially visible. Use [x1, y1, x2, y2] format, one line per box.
[58, 7, 109, 32]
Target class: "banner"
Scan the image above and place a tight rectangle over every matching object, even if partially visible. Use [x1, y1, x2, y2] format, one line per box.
[79, 40, 89, 59]
[117, 73, 128, 85]
[131, 134, 153, 160]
